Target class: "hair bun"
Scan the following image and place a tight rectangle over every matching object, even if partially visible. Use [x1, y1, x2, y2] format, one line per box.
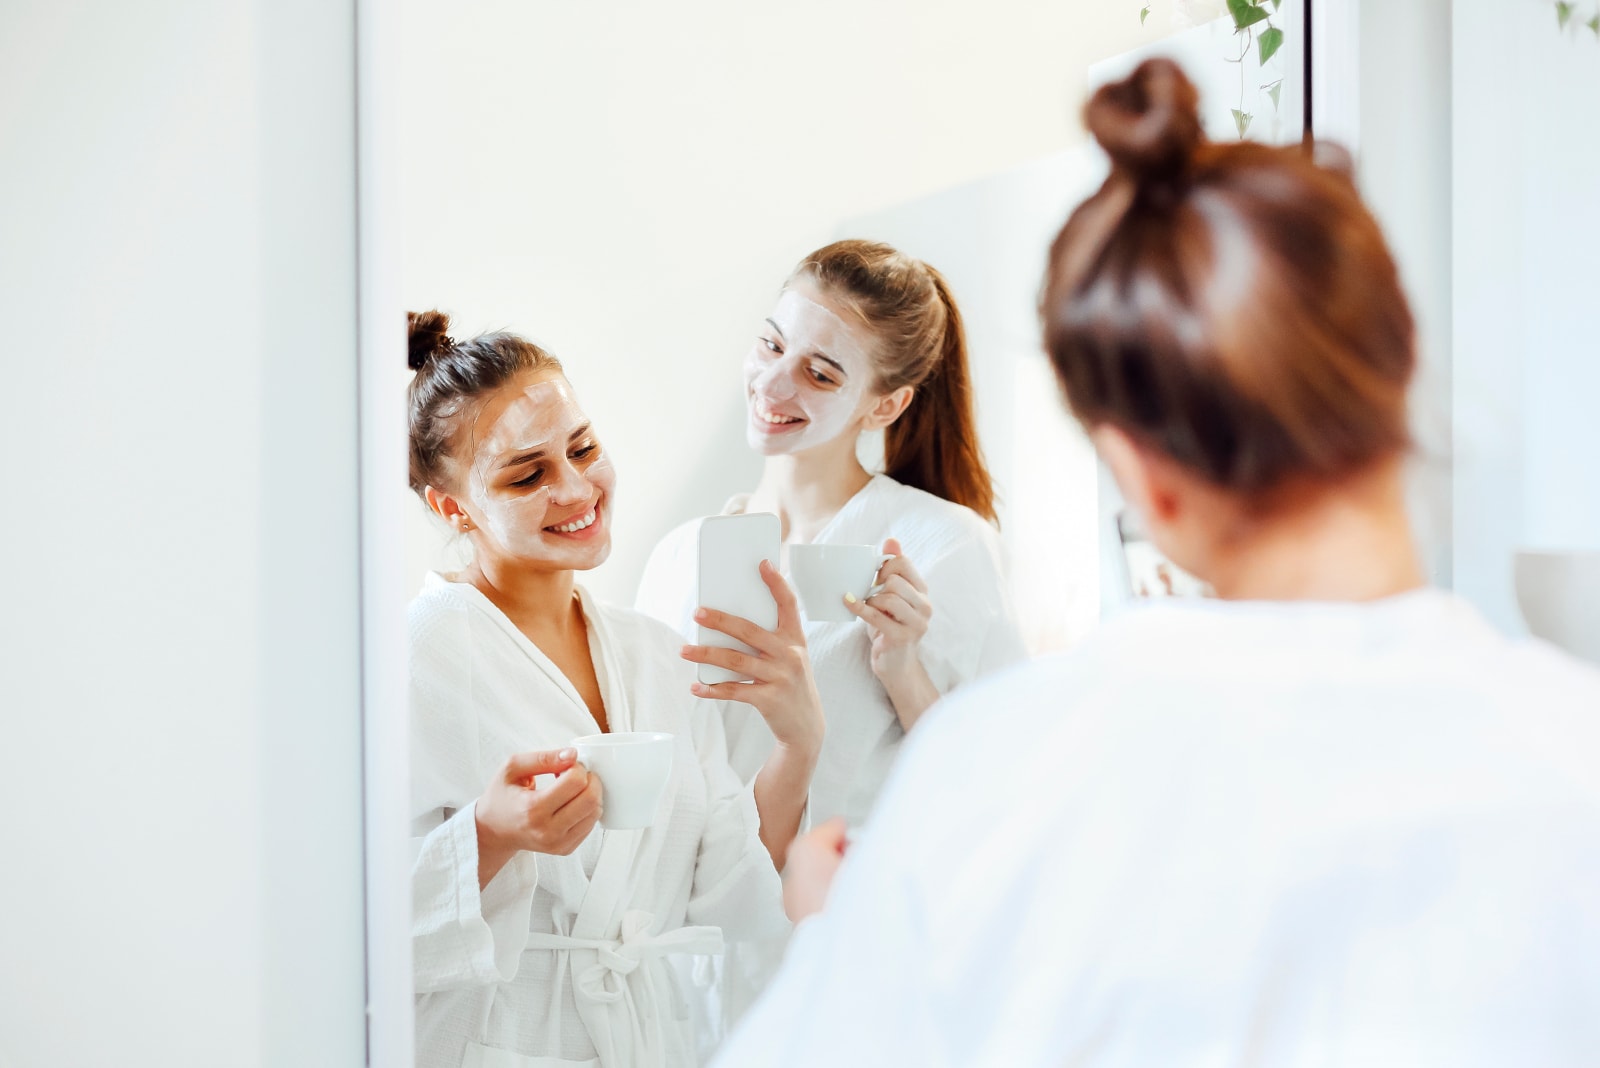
[407, 309, 454, 371]
[1085, 58, 1203, 186]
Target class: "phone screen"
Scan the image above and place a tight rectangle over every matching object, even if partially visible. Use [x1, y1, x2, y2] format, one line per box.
[696, 512, 781, 684]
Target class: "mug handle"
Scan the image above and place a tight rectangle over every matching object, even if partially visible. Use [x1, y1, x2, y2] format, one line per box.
[865, 553, 897, 599]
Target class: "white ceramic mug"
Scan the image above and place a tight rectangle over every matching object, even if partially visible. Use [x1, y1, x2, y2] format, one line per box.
[789, 544, 894, 623]
[570, 731, 675, 830]
[1514, 550, 1600, 666]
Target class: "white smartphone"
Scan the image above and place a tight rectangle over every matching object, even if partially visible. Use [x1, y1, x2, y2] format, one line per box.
[696, 512, 781, 685]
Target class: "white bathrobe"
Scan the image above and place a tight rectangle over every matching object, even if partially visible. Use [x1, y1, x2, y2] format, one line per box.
[635, 474, 1027, 1050]
[410, 574, 787, 1068]
[716, 590, 1600, 1067]
[635, 474, 1027, 827]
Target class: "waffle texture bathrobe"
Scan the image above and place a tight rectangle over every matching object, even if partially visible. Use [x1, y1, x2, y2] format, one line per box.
[411, 574, 787, 1068]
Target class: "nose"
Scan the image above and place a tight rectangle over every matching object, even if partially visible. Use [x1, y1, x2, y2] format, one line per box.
[547, 458, 591, 507]
[751, 355, 799, 402]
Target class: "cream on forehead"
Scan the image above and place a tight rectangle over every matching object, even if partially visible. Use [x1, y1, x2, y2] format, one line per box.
[771, 287, 875, 376]
[472, 376, 582, 459]
[463, 375, 586, 497]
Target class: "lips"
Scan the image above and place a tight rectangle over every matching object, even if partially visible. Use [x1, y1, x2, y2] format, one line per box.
[751, 398, 804, 428]
[544, 504, 599, 535]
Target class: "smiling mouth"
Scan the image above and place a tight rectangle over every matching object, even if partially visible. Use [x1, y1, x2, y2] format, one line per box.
[544, 506, 598, 534]
[753, 401, 804, 427]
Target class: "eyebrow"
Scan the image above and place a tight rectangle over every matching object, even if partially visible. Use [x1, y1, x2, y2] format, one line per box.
[765, 318, 847, 377]
[498, 424, 592, 469]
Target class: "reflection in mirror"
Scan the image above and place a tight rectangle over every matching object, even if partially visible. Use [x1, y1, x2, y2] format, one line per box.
[395, 4, 1308, 1065]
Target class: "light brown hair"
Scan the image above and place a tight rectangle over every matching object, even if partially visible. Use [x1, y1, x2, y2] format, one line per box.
[1040, 59, 1416, 495]
[406, 309, 563, 495]
[792, 240, 998, 523]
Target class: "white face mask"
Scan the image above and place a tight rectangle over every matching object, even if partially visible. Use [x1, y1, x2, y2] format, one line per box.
[456, 373, 617, 572]
[742, 283, 881, 456]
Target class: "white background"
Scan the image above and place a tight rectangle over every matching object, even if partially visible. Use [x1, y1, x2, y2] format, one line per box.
[0, 2, 367, 1065]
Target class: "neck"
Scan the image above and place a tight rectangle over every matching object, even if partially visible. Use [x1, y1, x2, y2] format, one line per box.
[1204, 463, 1426, 602]
[748, 437, 872, 543]
[461, 555, 580, 632]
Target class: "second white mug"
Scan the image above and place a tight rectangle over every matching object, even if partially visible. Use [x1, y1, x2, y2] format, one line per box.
[571, 731, 675, 830]
[789, 543, 894, 623]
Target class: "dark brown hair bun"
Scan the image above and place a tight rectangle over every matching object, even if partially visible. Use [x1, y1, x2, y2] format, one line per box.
[1084, 57, 1203, 187]
[407, 309, 454, 371]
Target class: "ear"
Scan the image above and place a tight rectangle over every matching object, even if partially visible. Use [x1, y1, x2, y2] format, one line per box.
[861, 385, 915, 432]
[423, 485, 473, 533]
[1090, 425, 1185, 530]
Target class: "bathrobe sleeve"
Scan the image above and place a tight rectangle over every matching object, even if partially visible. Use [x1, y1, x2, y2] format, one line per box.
[409, 593, 541, 993]
[916, 526, 1028, 694]
[683, 693, 790, 943]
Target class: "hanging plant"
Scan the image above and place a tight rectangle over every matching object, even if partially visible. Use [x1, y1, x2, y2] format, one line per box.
[1133, 0, 1286, 139]
[1554, 1, 1600, 38]
[1222, 0, 1284, 137]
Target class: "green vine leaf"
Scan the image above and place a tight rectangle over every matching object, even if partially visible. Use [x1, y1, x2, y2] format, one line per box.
[1588, 13, 1600, 36]
[1140, 5, 1151, 26]
[1232, 108, 1254, 136]
[1227, 0, 1270, 30]
[1556, 1, 1575, 28]
[1258, 26, 1285, 64]
[1271, 0, 1282, 8]
[1266, 80, 1283, 109]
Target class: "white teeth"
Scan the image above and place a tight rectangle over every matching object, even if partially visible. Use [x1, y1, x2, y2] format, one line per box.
[546, 508, 597, 534]
[758, 407, 801, 425]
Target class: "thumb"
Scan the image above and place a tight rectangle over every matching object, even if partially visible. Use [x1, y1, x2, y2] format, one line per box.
[503, 747, 577, 785]
[882, 537, 903, 557]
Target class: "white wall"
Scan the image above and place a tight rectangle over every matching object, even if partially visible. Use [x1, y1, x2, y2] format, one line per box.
[397, 0, 1180, 604]
[1453, 0, 1600, 631]
[0, 3, 367, 1065]
[1354, 0, 1456, 587]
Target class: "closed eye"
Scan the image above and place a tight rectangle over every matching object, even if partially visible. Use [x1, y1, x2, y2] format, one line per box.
[572, 443, 597, 461]
[511, 467, 544, 488]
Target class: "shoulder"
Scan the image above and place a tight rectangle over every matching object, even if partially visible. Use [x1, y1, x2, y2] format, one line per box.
[648, 516, 705, 557]
[869, 477, 1002, 557]
[407, 575, 475, 651]
[913, 604, 1219, 742]
[590, 597, 688, 659]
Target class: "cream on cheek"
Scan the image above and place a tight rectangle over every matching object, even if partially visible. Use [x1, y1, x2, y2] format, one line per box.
[747, 291, 875, 453]
[461, 379, 609, 558]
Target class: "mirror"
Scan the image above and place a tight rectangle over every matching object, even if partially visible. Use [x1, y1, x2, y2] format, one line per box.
[390, 3, 1308, 1064]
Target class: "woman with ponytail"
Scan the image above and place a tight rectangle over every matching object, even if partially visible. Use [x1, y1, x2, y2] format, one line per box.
[635, 240, 1026, 1042]
[638, 239, 1025, 826]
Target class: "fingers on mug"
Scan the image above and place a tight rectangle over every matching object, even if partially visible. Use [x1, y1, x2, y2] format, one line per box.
[864, 553, 896, 599]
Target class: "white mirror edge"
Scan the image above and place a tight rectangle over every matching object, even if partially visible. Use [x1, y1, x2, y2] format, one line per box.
[357, 0, 414, 1063]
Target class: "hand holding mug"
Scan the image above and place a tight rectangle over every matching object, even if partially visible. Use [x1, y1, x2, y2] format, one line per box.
[475, 748, 604, 885]
[846, 538, 933, 683]
[681, 560, 825, 756]
[782, 817, 850, 922]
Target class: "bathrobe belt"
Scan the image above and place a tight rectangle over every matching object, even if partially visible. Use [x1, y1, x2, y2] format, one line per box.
[525, 910, 726, 1068]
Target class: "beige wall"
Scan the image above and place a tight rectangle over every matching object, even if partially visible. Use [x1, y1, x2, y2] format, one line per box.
[399, 0, 1178, 602]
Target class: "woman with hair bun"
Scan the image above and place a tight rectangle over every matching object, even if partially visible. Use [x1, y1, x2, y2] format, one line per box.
[634, 240, 1028, 1041]
[713, 59, 1600, 1067]
[404, 311, 823, 1067]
